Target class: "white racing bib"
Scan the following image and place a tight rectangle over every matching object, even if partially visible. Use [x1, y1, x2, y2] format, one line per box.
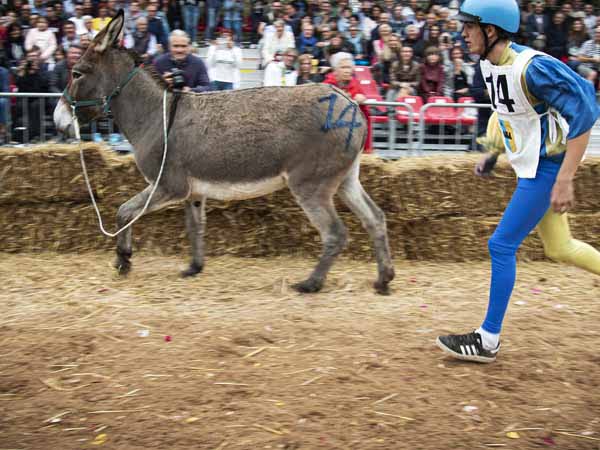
[480, 48, 568, 178]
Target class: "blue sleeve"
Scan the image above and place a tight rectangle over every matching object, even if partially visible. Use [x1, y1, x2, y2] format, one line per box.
[525, 55, 600, 139]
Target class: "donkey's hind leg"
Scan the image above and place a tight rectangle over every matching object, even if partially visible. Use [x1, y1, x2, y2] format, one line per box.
[338, 161, 395, 295]
[289, 183, 348, 293]
[114, 184, 178, 276]
[181, 197, 206, 277]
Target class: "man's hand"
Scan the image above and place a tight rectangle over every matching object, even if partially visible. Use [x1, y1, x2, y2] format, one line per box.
[162, 71, 174, 87]
[354, 93, 367, 104]
[551, 178, 575, 213]
[474, 153, 498, 177]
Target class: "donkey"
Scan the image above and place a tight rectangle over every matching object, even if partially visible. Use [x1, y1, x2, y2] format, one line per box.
[54, 11, 395, 294]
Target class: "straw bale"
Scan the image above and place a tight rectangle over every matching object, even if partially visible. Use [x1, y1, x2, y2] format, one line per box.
[1, 145, 599, 262]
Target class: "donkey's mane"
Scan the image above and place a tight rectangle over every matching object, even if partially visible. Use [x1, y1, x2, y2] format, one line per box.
[117, 46, 169, 90]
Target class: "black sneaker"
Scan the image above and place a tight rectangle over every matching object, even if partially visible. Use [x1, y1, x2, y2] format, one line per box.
[436, 331, 500, 363]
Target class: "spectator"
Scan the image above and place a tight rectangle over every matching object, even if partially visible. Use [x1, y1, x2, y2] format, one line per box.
[297, 23, 318, 54]
[371, 22, 392, 64]
[181, 0, 200, 45]
[60, 21, 79, 51]
[415, 24, 441, 60]
[324, 33, 355, 63]
[166, 0, 183, 31]
[282, 1, 301, 36]
[337, 7, 353, 34]
[576, 26, 600, 82]
[14, 47, 49, 142]
[296, 53, 323, 84]
[251, 1, 267, 44]
[205, 0, 222, 42]
[387, 45, 420, 99]
[567, 17, 590, 70]
[444, 46, 472, 101]
[313, 0, 333, 29]
[79, 34, 91, 51]
[390, 4, 408, 36]
[402, 0, 417, 23]
[263, 48, 298, 86]
[345, 24, 368, 65]
[546, 11, 569, 60]
[583, 3, 596, 35]
[82, 15, 96, 38]
[206, 29, 242, 90]
[421, 12, 439, 41]
[262, 19, 295, 66]
[373, 31, 401, 85]
[125, 1, 144, 37]
[124, 17, 159, 64]
[69, 4, 87, 35]
[418, 46, 444, 100]
[525, 1, 550, 46]
[6, 23, 25, 68]
[154, 29, 211, 92]
[403, 24, 421, 58]
[0, 65, 9, 143]
[24, 17, 57, 64]
[46, 5, 64, 39]
[469, 63, 491, 150]
[223, 0, 244, 43]
[147, 3, 168, 49]
[322, 52, 372, 152]
[92, 5, 111, 32]
[49, 44, 82, 93]
[19, 4, 33, 30]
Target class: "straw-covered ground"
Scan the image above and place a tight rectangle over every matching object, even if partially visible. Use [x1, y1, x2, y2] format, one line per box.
[1, 253, 600, 450]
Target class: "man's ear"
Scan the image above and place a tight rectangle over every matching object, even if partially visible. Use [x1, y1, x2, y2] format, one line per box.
[94, 9, 125, 53]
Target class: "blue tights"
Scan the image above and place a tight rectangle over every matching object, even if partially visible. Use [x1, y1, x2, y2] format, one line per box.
[482, 158, 562, 334]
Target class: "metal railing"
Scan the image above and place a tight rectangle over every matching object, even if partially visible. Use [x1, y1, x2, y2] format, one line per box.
[0, 92, 120, 145]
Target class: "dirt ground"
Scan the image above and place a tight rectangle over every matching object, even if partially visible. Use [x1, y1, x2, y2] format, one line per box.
[1, 253, 600, 450]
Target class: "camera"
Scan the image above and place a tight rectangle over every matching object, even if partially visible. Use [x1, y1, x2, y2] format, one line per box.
[170, 68, 186, 89]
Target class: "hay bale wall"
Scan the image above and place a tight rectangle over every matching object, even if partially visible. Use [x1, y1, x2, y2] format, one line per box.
[1, 144, 599, 261]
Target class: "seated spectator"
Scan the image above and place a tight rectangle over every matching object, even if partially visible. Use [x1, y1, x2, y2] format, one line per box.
[371, 23, 393, 64]
[546, 11, 569, 60]
[324, 33, 355, 62]
[296, 53, 323, 84]
[567, 18, 590, 71]
[263, 48, 298, 86]
[60, 21, 79, 51]
[387, 45, 420, 100]
[82, 15, 96, 39]
[444, 46, 472, 101]
[206, 29, 242, 91]
[390, 5, 408, 36]
[124, 17, 159, 64]
[46, 4, 64, 39]
[24, 17, 57, 64]
[154, 29, 211, 92]
[14, 47, 49, 142]
[584, 3, 596, 35]
[19, 4, 33, 30]
[337, 6, 353, 35]
[576, 26, 600, 82]
[282, 1, 301, 36]
[345, 24, 369, 65]
[403, 24, 422, 59]
[418, 46, 444, 100]
[525, 1, 550, 46]
[373, 32, 401, 86]
[79, 34, 91, 51]
[297, 23, 318, 54]
[262, 19, 295, 66]
[6, 23, 25, 69]
[49, 45, 82, 93]
[92, 5, 112, 33]
[322, 52, 372, 152]
[69, 4, 87, 35]
[415, 24, 441, 60]
[125, 1, 144, 38]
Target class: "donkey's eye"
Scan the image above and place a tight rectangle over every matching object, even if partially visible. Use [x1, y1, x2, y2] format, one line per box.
[72, 70, 83, 79]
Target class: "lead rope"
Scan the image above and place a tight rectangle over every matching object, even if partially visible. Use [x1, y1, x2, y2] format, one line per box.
[74, 89, 170, 237]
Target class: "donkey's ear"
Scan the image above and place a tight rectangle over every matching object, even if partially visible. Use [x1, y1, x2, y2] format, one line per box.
[94, 9, 125, 53]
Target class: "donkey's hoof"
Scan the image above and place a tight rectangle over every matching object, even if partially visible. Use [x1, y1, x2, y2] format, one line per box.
[114, 259, 131, 276]
[292, 279, 323, 293]
[181, 263, 203, 278]
[374, 281, 391, 296]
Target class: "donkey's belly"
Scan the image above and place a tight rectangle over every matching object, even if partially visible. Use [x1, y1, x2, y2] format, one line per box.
[190, 176, 287, 201]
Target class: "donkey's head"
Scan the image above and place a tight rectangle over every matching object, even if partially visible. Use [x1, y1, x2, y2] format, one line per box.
[55, 10, 137, 130]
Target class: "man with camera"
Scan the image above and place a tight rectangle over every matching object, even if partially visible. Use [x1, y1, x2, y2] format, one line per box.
[153, 29, 211, 92]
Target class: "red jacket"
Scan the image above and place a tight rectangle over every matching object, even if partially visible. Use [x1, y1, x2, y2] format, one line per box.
[322, 72, 373, 152]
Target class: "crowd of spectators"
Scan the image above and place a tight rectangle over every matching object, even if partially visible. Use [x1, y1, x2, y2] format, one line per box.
[0, 0, 599, 142]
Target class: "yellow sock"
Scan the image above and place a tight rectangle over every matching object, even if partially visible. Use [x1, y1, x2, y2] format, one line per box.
[537, 209, 600, 275]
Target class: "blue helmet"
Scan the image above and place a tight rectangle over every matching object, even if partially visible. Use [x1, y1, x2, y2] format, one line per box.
[455, 0, 520, 34]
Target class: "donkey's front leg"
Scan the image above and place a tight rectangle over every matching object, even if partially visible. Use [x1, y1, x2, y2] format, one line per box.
[181, 197, 206, 277]
[115, 184, 176, 276]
